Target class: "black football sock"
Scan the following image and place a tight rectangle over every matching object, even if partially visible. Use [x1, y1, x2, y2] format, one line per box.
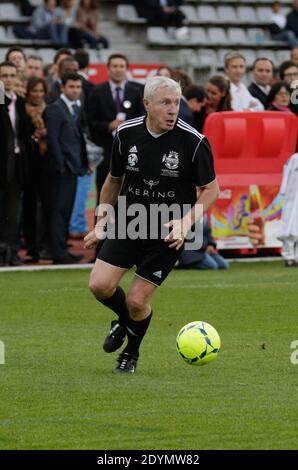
[123, 310, 153, 358]
[98, 286, 128, 326]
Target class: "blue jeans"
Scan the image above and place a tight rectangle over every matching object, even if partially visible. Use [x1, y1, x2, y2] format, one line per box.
[271, 30, 298, 48]
[192, 253, 229, 270]
[79, 31, 109, 49]
[69, 173, 93, 234]
[13, 24, 35, 39]
[36, 22, 68, 45]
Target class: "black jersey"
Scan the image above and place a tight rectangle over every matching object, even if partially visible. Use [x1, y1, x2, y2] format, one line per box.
[110, 116, 215, 208]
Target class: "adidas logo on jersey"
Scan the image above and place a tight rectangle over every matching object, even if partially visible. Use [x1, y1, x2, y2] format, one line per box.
[153, 270, 162, 278]
[129, 145, 138, 153]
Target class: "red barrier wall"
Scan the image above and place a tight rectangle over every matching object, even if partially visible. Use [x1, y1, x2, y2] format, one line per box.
[203, 112, 298, 250]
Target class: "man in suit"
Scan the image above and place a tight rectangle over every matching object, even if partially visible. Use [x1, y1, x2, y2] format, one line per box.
[5, 47, 27, 72]
[0, 62, 31, 266]
[248, 58, 274, 108]
[69, 49, 95, 239]
[25, 54, 44, 79]
[73, 49, 94, 107]
[45, 56, 79, 104]
[43, 72, 88, 264]
[87, 53, 144, 202]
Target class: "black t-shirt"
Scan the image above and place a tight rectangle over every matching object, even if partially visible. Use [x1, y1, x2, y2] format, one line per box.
[110, 116, 215, 210]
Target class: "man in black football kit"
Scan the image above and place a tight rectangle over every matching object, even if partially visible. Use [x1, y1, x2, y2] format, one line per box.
[84, 76, 219, 374]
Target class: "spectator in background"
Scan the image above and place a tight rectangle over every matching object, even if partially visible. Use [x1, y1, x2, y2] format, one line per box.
[224, 51, 264, 111]
[156, 65, 173, 78]
[171, 69, 193, 125]
[45, 56, 79, 104]
[279, 59, 298, 84]
[61, 0, 77, 26]
[177, 215, 229, 270]
[25, 77, 48, 159]
[195, 75, 232, 132]
[18, 0, 35, 16]
[43, 72, 88, 264]
[87, 53, 144, 204]
[14, 70, 27, 98]
[23, 77, 48, 262]
[25, 55, 44, 79]
[27, 0, 68, 46]
[0, 62, 31, 266]
[135, 1, 187, 39]
[69, 49, 95, 239]
[75, 0, 109, 49]
[184, 85, 207, 113]
[286, 0, 298, 39]
[248, 58, 274, 108]
[279, 60, 298, 114]
[266, 81, 292, 111]
[290, 47, 298, 65]
[5, 47, 27, 72]
[171, 69, 192, 91]
[183, 85, 207, 130]
[269, 1, 298, 47]
[73, 49, 94, 105]
[45, 48, 72, 89]
[61, 0, 86, 49]
[206, 76, 232, 112]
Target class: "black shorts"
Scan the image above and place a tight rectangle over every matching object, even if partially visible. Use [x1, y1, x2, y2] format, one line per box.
[97, 238, 183, 286]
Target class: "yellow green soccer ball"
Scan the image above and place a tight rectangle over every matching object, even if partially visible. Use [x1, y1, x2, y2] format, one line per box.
[176, 321, 221, 366]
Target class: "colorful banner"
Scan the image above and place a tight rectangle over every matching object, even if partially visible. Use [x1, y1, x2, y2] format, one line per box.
[211, 185, 284, 249]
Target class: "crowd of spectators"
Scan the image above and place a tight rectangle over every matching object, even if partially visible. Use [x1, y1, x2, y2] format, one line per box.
[1, 2, 298, 267]
[13, 0, 109, 49]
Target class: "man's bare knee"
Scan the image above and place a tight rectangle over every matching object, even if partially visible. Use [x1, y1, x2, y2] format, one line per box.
[126, 293, 147, 319]
[89, 276, 115, 300]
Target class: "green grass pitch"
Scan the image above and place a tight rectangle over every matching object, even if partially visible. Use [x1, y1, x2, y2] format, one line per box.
[0, 262, 297, 450]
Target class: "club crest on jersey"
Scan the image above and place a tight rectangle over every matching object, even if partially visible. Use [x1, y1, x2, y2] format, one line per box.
[126, 151, 139, 172]
[128, 153, 138, 166]
[162, 151, 179, 170]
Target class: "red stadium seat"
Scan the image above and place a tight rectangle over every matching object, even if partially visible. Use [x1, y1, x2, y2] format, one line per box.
[203, 111, 297, 185]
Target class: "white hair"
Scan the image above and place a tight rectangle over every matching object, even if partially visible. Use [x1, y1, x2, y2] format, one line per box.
[144, 75, 182, 100]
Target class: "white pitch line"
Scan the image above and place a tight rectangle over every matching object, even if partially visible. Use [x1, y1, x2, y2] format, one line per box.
[167, 281, 297, 289]
[227, 257, 281, 263]
[0, 263, 92, 273]
[0, 257, 282, 273]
